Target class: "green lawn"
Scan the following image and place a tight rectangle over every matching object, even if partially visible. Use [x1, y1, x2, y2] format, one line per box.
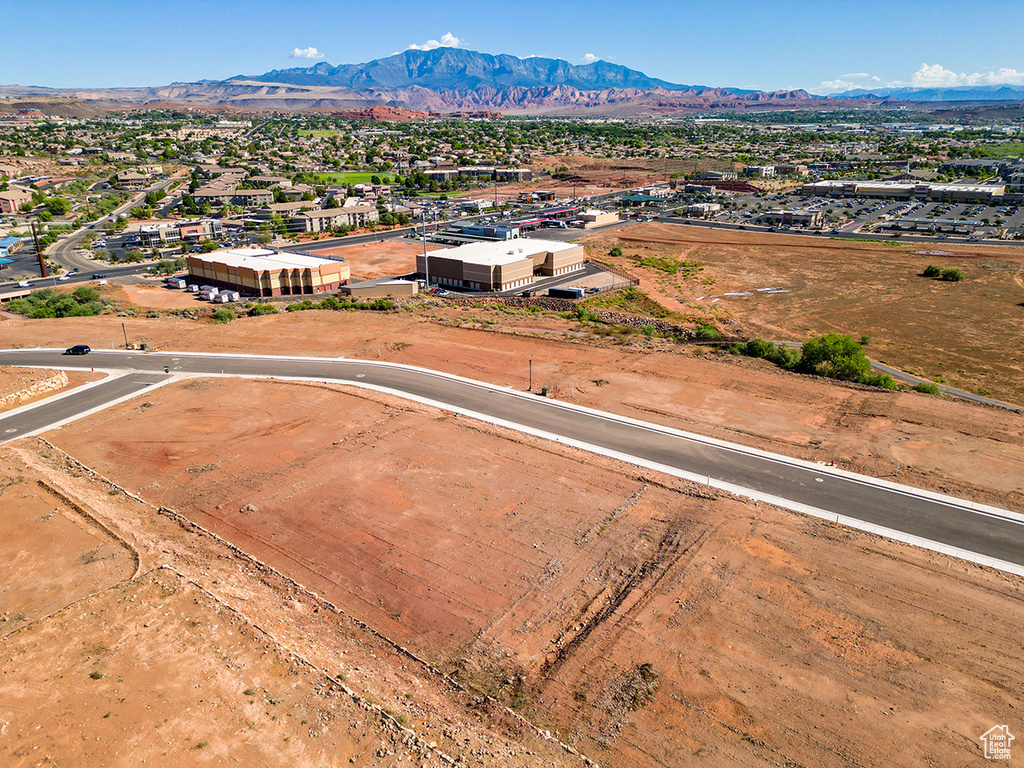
[297, 129, 340, 137]
[976, 142, 1024, 159]
[311, 172, 396, 185]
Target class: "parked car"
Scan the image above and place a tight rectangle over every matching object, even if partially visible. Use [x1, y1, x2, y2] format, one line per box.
[64, 344, 91, 355]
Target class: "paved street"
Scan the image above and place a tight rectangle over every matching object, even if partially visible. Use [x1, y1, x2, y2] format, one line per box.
[2, 348, 1022, 574]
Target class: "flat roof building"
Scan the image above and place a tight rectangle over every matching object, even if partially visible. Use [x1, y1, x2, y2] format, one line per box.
[801, 179, 1006, 202]
[764, 209, 822, 227]
[576, 209, 619, 228]
[417, 238, 585, 292]
[186, 248, 350, 297]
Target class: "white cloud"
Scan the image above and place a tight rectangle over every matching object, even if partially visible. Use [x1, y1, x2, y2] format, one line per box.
[408, 32, 464, 51]
[816, 78, 860, 94]
[837, 72, 870, 79]
[290, 46, 326, 60]
[581, 53, 600, 64]
[887, 63, 1024, 88]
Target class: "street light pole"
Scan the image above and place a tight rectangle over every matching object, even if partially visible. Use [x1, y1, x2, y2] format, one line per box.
[529, 359, 532, 392]
[121, 322, 129, 350]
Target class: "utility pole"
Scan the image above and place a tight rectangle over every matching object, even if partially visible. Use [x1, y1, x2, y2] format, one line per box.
[421, 209, 430, 290]
[121, 322, 129, 350]
[528, 359, 532, 392]
[30, 222, 47, 278]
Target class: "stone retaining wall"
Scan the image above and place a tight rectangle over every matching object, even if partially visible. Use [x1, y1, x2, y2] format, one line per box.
[0, 370, 69, 408]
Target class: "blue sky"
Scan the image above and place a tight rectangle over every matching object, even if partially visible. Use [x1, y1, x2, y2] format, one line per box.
[4, 0, 1023, 94]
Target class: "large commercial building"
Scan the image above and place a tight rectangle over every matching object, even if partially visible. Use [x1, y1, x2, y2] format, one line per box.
[186, 248, 350, 297]
[138, 218, 223, 247]
[763, 209, 822, 227]
[416, 238, 585, 292]
[291, 205, 379, 232]
[800, 179, 1006, 202]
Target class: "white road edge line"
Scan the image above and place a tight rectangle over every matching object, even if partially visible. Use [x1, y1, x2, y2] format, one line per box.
[4, 375, 176, 442]
[199, 371, 1024, 578]
[0, 371, 120, 420]
[4, 351, 1023, 574]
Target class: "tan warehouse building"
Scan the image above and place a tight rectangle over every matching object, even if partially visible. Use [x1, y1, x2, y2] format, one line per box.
[186, 248, 350, 297]
[416, 239, 585, 292]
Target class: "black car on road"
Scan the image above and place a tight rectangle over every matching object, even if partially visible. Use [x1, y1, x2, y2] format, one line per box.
[64, 345, 91, 355]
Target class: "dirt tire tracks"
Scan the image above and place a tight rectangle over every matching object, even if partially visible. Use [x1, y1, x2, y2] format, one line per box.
[539, 511, 707, 683]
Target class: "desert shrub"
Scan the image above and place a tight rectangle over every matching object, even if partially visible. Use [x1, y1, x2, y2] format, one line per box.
[862, 372, 897, 389]
[285, 296, 395, 313]
[733, 338, 801, 369]
[736, 337, 775, 359]
[694, 322, 722, 340]
[72, 286, 100, 303]
[246, 302, 278, 316]
[772, 345, 802, 368]
[608, 246, 623, 257]
[211, 307, 236, 323]
[912, 382, 941, 395]
[921, 264, 942, 277]
[940, 268, 964, 282]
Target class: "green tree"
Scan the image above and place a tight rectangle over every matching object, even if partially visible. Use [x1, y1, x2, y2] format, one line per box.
[45, 196, 72, 216]
[799, 333, 871, 382]
[72, 286, 100, 303]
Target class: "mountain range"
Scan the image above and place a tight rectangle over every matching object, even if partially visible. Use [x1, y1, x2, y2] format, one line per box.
[2, 48, 1024, 116]
[235, 48, 725, 92]
[830, 83, 1024, 102]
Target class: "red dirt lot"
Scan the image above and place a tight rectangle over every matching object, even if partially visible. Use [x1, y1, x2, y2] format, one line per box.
[117, 283, 206, 310]
[0, 461, 134, 634]
[313, 238, 442, 280]
[0, 443, 585, 768]
[581, 223, 1024, 406]
[40, 375, 1024, 768]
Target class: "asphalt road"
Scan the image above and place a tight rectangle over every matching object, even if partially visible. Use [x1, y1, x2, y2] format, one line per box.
[0, 371, 169, 442]
[2, 348, 1022, 573]
[47, 180, 175, 271]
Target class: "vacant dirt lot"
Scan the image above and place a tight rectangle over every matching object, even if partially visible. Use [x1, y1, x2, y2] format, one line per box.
[582, 223, 1024, 405]
[31, 375, 1024, 768]
[118, 283, 205, 309]
[315, 238, 441, 280]
[2, 307, 1023, 766]
[0, 443, 584, 768]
